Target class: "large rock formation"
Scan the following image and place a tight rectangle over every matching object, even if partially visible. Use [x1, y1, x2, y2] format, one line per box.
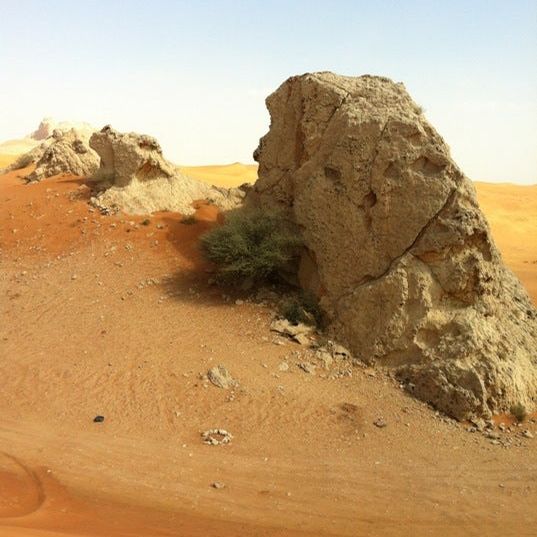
[89, 126, 244, 215]
[251, 72, 537, 420]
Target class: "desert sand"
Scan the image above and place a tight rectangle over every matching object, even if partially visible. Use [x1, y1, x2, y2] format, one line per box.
[0, 137, 41, 172]
[474, 182, 537, 303]
[0, 154, 19, 169]
[180, 163, 258, 188]
[0, 163, 536, 536]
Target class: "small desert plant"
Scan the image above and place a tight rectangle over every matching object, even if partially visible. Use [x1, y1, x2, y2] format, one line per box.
[181, 215, 197, 225]
[279, 291, 323, 327]
[510, 403, 527, 423]
[200, 207, 302, 285]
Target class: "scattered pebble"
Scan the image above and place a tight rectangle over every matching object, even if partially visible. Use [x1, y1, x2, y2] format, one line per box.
[298, 362, 316, 374]
[207, 365, 237, 389]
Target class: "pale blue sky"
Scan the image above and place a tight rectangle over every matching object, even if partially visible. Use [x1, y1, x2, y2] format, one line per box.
[0, 0, 536, 182]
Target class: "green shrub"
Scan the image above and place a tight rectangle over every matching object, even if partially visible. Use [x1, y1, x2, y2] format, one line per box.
[511, 403, 527, 423]
[200, 207, 302, 285]
[279, 291, 323, 327]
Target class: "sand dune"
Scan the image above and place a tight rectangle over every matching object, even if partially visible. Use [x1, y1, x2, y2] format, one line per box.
[0, 139, 39, 169]
[0, 138, 39, 156]
[475, 182, 537, 302]
[0, 153, 20, 169]
[180, 163, 258, 187]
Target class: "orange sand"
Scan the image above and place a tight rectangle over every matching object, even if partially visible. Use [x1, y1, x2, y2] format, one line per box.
[475, 182, 537, 302]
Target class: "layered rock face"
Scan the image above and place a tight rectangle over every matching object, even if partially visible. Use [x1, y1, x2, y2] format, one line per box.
[251, 72, 537, 419]
[24, 129, 99, 182]
[89, 126, 245, 215]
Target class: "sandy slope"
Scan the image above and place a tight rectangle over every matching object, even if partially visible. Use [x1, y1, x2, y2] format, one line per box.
[0, 166, 536, 537]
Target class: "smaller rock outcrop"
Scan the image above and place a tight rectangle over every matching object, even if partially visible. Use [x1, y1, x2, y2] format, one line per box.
[0, 118, 99, 176]
[25, 129, 100, 182]
[2, 123, 99, 181]
[89, 126, 245, 215]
